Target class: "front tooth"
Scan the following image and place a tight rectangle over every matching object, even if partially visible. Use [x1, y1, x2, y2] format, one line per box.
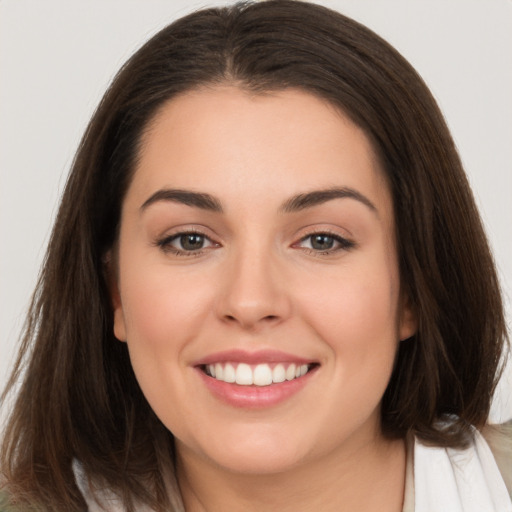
[215, 363, 224, 381]
[285, 364, 297, 381]
[300, 364, 308, 376]
[272, 364, 286, 383]
[235, 363, 253, 385]
[223, 363, 236, 383]
[253, 364, 273, 386]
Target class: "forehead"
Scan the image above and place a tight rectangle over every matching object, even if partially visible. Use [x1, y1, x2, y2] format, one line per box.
[129, 86, 392, 220]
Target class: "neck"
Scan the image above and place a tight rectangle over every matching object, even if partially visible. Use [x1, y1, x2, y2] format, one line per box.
[176, 431, 406, 512]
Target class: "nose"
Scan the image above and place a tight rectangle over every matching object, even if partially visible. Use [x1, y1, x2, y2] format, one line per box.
[215, 246, 292, 331]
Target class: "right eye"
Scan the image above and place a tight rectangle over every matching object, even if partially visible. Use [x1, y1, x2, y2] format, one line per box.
[293, 231, 355, 255]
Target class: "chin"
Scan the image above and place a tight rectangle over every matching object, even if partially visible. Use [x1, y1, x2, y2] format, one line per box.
[180, 424, 314, 476]
[209, 446, 306, 476]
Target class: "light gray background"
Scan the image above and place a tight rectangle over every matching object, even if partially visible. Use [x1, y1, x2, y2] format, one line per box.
[1, 0, 511, 422]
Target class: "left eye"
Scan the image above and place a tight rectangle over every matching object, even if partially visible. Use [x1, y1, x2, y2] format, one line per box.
[158, 232, 216, 252]
[298, 233, 353, 252]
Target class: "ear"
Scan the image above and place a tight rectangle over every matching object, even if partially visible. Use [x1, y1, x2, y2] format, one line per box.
[103, 251, 127, 342]
[398, 293, 417, 341]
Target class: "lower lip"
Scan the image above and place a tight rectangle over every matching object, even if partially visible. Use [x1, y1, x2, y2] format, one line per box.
[196, 366, 317, 409]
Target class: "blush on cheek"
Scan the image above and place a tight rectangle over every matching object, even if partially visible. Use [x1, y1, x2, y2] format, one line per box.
[309, 279, 396, 333]
[122, 270, 212, 354]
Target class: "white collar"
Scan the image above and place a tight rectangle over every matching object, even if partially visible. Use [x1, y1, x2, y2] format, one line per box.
[413, 428, 512, 512]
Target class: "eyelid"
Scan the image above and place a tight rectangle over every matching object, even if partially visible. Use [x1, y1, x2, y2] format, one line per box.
[292, 228, 356, 255]
[154, 226, 220, 256]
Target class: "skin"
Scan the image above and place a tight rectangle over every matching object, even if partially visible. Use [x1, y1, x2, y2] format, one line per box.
[112, 86, 416, 511]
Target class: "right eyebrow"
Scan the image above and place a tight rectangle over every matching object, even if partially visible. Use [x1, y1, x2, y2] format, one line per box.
[140, 188, 224, 213]
[279, 187, 378, 216]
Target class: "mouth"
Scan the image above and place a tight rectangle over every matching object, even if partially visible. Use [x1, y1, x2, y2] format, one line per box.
[201, 362, 318, 386]
[193, 350, 320, 408]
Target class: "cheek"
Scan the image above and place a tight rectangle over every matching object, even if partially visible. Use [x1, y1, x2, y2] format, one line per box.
[118, 259, 215, 364]
[302, 268, 399, 342]
[117, 263, 215, 430]
[296, 254, 401, 402]
[299, 265, 400, 427]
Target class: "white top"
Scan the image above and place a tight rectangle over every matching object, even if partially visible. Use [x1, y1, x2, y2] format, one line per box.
[405, 428, 512, 512]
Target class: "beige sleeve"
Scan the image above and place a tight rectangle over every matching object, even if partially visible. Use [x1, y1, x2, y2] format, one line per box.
[482, 422, 512, 498]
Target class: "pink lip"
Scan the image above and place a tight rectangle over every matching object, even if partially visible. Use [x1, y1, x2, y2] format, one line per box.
[192, 349, 319, 409]
[193, 349, 315, 366]
[196, 368, 318, 409]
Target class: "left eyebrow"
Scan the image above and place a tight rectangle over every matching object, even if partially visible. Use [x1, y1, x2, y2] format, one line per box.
[140, 188, 223, 213]
[279, 187, 378, 216]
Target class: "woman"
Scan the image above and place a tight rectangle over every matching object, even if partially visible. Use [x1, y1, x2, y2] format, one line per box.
[1, 1, 510, 510]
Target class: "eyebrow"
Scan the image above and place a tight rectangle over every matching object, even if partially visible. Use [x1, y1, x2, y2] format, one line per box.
[140, 186, 377, 216]
[279, 187, 378, 215]
[140, 189, 223, 213]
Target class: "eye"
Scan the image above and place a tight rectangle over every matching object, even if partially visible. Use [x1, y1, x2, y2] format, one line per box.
[175, 233, 209, 251]
[296, 232, 355, 254]
[156, 231, 218, 255]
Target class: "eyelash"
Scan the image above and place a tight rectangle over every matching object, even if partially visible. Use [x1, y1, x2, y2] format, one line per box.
[154, 230, 355, 257]
[294, 231, 355, 256]
[155, 229, 217, 257]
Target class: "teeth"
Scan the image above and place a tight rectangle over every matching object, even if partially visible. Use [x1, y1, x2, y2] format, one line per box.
[206, 362, 312, 386]
[272, 364, 286, 383]
[285, 364, 296, 381]
[253, 364, 273, 386]
[224, 363, 236, 383]
[236, 363, 253, 385]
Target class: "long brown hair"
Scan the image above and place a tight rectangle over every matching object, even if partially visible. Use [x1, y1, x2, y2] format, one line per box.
[1, 1, 508, 510]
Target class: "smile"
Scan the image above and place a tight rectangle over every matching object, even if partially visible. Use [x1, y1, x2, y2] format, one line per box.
[194, 350, 320, 408]
[203, 362, 313, 386]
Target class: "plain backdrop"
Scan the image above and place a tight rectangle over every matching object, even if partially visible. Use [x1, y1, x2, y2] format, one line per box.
[1, 0, 511, 423]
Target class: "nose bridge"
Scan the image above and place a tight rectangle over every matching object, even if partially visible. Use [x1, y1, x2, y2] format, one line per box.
[217, 237, 291, 329]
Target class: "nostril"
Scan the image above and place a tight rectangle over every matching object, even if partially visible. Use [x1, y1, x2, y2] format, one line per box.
[222, 312, 281, 329]
[223, 313, 279, 322]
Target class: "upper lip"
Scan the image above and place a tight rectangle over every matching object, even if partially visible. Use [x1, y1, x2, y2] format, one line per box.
[193, 349, 317, 367]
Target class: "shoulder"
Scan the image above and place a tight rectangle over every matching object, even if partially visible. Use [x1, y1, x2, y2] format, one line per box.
[413, 423, 512, 510]
[481, 421, 512, 497]
[0, 491, 17, 512]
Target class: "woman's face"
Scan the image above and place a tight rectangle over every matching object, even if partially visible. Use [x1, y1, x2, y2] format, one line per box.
[112, 86, 416, 474]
